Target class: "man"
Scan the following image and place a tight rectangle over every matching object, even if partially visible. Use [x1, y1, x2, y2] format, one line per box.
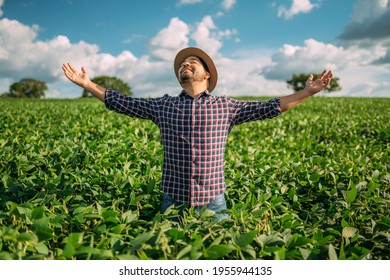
[62, 47, 332, 220]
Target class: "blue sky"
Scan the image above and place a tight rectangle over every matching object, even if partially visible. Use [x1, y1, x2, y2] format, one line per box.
[0, 0, 389, 98]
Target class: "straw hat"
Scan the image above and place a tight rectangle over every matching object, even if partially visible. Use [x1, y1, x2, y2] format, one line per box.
[174, 47, 218, 93]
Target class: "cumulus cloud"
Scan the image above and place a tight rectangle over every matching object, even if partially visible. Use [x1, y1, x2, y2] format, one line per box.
[190, 16, 222, 57]
[0, 18, 63, 81]
[0, 0, 285, 98]
[0, 17, 144, 97]
[259, 37, 390, 97]
[261, 39, 386, 80]
[1, 1, 388, 99]
[1, 13, 241, 98]
[330, 65, 390, 97]
[339, 0, 390, 41]
[148, 17, 190, 61]
[216, 53, 289, 97]
[373, 49, 390, 64]
[221, 0, 236, 10]
[338, 0, 390, 64]
[277, 0, 319, 20]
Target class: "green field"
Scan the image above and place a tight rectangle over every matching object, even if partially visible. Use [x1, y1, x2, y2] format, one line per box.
[0, 96, 389, 260]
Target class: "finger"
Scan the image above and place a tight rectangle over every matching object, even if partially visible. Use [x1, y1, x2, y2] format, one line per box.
[62, 64, 71, 76]
[62, 63, 75, 80]
[67, 63, 78, 73]
[62, 63, 71, 72]
[318, 69, 326, 79]
[323, 71, 332, 84]
[307, 74, 314, 82]
[81, 66, 87, 74]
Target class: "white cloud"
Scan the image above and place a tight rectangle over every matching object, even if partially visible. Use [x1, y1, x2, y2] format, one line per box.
[0, 5, 388, 99]
[330, 65, 390, 97]
[329, 0, 390, 97]
[338, 0, 390, 55]
[148, 17, 190, 61]
[260, 38, 389, 97]
[0, 1, 286, 98]
[218, 28, 238, 39]
[177, 0, 203, 7]
[337, 0, 390, 69]
[0, 17, 145, 97]
[177, 0, 236, 11]
[278, 0, 319, 20]
[215, 52, 289, 97]
[190, 16, 222, 57]
[222, 0, 236, 10]
[262, 39, 386, 80]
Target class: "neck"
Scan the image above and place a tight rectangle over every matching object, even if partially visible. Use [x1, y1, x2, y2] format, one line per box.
[181, 81, 208, 98]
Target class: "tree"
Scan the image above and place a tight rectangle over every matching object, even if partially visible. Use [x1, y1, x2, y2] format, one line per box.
[3, 78, 47, 98]
[287, 73, 341, 93]
[82, 76, 132, 97]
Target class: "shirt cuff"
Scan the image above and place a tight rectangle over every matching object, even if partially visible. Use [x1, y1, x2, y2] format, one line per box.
[270, 97, 282, 115]
[104, 88, 115, 109]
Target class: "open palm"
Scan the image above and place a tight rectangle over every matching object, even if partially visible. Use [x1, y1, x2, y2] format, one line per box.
[62, 63, 91, 88]
[305, 70, 333, 95]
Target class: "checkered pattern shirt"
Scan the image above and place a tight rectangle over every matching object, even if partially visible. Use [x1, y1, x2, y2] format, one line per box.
[104, 89, 282, 206]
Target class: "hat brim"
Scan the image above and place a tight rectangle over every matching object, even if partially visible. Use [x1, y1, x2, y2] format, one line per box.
[174, 47, 218, 93]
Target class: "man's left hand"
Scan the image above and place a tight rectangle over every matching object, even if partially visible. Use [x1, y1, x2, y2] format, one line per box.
[305, 70, 333, 95]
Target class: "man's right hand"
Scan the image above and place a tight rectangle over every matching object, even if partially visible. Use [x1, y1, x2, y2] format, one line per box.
[62, 63, 106, 102]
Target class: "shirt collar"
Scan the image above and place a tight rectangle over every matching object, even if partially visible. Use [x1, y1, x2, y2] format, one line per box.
[179, 89, 211, 99]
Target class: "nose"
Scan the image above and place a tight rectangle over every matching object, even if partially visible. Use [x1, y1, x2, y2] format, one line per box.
[181, 61, 190, 68]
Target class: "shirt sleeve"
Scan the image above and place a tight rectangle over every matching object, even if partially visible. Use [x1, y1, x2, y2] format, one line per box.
[228, 97, 282, 126]
[104, 88, 158, 123]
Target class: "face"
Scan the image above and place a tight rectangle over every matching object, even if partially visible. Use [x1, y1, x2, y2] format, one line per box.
[178, 56, 210, 84]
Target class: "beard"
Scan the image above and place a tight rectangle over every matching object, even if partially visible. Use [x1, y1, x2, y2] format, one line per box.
[179, 74, 192, 83]
[179, 68, 203, 84]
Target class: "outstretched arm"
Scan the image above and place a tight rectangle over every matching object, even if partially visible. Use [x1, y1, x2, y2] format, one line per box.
[280, 70, 333, 112]
[62, 63, 106, 102]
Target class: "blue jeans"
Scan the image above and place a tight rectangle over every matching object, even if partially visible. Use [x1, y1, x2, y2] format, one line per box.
[160, 193, 229, 221]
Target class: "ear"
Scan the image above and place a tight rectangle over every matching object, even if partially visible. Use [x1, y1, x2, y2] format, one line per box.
[204, 71, 210, 80]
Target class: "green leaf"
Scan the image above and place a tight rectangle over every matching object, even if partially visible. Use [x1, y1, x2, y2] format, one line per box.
[288, 235, 311, 248]
[299, 248, 313, 260]
[176, 245, 192, 259]
[167, 228, 185, 242]
[111, 224, 126, 234]
[31, 206, 45, 220]
[130, 232, 154, 251]
[341, 219, 349, 227]
[17, 232, 38, 243]
[205, 245, 233, 260]
[346, 184, 357, 203]
[35, 242, 49, 255]
[63, 243, 75, 258]
[31, 217, 54, 242]
[235, 230, 258, 248]
[309, 173, 320, 182]
[67, 233, 84, 246]
[122, 210, 138, 223]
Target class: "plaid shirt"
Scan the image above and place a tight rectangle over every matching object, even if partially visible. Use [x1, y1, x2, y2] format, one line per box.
[104, 89, 282, 206]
